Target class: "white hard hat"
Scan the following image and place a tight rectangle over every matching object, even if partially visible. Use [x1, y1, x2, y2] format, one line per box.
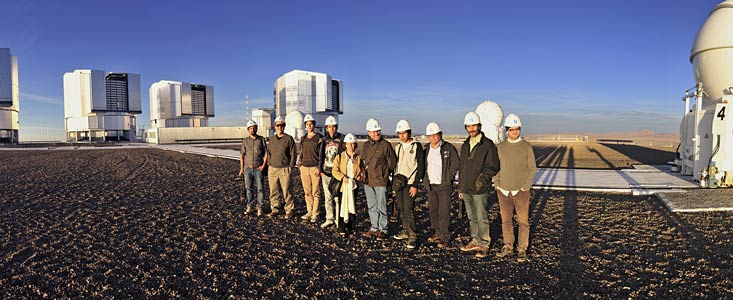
[504, 114, 522, 128]
[246, 120, 257, 128]
[395, 119, 411, 132]
[464, 111, 481, 125]
[425, 122, 442, 135]
[274, 116, 285, 124]
[304, 114, 315, 123]
[366, 118, 381, 131]
[325, 116, 338, 126]
[344, 133, 356, 143]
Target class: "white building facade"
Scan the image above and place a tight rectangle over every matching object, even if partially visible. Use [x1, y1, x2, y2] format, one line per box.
[251, 108, 274, 137]
[149, 80, 214, 128]
[274, 70, 342, 132]
[0, 48, 19, 143]
[63, 70, 141, 141]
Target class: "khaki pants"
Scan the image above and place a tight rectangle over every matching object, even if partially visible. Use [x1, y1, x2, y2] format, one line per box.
[497, 190, 530, 251]
[300, 166, 321, 218]
[268, 167, 293, 213]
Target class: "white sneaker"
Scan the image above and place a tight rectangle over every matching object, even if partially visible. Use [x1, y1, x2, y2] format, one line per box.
[320, 220, 334, 229]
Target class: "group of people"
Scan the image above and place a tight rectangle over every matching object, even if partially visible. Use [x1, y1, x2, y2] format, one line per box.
[238, 112, 536, 261]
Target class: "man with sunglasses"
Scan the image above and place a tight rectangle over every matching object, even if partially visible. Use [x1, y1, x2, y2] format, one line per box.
[267, 116, 297, 219]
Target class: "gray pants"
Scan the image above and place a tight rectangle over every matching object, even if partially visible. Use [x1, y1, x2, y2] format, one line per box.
[321, 174, 336, 222]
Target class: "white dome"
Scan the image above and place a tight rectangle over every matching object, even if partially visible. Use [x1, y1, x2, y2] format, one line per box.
[691, 0, 733, 104]
[285, 110, 304, 129]
[475, 100, 503, 126]
[475, 100, 505, 144]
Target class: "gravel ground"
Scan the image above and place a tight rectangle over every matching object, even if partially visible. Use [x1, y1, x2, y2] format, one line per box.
[1, 149, 730, 298]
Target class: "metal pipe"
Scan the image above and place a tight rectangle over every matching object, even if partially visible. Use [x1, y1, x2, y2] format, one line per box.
[694, 83, 703, 177]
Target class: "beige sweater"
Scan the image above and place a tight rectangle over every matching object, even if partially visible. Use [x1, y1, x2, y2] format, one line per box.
[494, 138, 537, 191]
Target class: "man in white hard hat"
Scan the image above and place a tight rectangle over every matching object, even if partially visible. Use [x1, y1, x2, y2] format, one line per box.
[422, 122, 459, 249]
[299, 114, 324, 223]
[239, 120, 268, 216]
[458, 111, 500, 258]
[361, 118, 397, 240]
[320, 115, 345, 229]
[494, 114, 536, 263]
[391, 120, 425, 249]
[267, 116, 297, 219]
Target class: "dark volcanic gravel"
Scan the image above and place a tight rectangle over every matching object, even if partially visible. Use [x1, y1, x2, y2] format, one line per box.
[1, 149, 731, 299]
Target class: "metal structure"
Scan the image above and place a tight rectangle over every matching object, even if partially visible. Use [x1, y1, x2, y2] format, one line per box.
[274, 70, 343, 134]
[676, 0, 733, 187]
[63, 70, 141, 142]
[0, 48, 19, 143]
[149, 80, 214, 129]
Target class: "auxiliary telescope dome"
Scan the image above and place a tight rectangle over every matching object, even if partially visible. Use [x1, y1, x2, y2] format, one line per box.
[690, 0, 733, 104]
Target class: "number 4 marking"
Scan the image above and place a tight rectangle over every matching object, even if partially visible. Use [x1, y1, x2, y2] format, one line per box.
[718, 106, 727, 121]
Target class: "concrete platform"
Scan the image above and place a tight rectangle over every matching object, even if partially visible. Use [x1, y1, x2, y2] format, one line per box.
[153, 144, 241, 160]
[532, 165, 698, 194]
[656, 189, 733, 212]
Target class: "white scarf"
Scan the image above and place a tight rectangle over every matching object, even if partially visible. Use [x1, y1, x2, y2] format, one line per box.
[340, 154, 357, 222]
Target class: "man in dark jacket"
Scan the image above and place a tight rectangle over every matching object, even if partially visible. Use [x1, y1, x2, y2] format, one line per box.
[361, 118, 397, 240]
[320, 116, 345, 229]
[458, 112, 500, 258]
[422, 122, 459, 249]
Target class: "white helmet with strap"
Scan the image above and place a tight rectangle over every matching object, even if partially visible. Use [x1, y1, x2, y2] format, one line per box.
[464, 112, 481, 125]
[344, 133, 356, 143]
[395, 119, 411, 132]
[425, 122, 442, 135]
[504, 114, 522, 128]
[325, 116, 338, 126]
[366, 118, 382, 131]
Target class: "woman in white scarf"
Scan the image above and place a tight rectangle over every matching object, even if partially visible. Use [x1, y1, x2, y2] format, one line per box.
[331, 133, 363, 237]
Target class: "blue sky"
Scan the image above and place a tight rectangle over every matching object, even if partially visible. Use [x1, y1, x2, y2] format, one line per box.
[0, 0, 720, 139]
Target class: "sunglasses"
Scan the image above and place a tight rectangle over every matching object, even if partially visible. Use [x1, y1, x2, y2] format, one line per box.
[275, 124, 285, 128]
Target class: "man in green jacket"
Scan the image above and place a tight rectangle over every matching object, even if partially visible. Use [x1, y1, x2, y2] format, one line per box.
[494, 114, 537, 262]
[458, 111, 500, 258]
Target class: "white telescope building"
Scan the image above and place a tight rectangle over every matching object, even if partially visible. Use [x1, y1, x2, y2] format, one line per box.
[274, 70, 343, 132]
[0, 48, 19, 143]
[149, 80, 214, 128]
[63, 70, 141, 141]
[677, 0, 733, 187]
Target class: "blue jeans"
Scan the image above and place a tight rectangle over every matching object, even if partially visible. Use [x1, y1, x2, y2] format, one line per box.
[364, 185, 388, 233]
[463, 193, 490, 247]
[244, 167, 265, 209]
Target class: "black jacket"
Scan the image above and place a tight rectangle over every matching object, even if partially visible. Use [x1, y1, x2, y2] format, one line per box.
[321, 132, 345, 176]
[422, 140, 459, 190]
[459, 133, 500, 194]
